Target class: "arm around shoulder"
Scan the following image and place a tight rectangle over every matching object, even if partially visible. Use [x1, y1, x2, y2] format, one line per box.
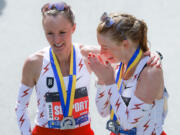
[135, 66, 164, 104]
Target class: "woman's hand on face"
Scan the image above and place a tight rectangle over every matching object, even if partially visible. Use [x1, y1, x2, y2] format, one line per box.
[144, 51, 161, 68]
[80, 45, 100, 58]
[88, 53, 115, 85]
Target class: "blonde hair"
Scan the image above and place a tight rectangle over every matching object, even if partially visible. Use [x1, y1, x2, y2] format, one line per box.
[41, 2, 75, 25]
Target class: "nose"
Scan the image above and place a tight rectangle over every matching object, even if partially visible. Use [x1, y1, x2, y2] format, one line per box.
[54, 35, 62, 44]
[100, 49, 109, 58]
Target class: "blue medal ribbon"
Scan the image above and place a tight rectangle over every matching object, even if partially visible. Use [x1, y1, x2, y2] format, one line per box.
[49, 45, 76, 117]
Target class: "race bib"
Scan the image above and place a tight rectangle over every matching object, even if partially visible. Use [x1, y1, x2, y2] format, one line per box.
[45, 87, 89, 128]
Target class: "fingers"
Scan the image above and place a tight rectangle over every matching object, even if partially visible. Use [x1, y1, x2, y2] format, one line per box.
[87, 53, 113, 71]
[87, 53, 115, 84]
[156, 58, 162, 68]
[156, 63, 162, 68]
[87, 53, 104, 77]
[88, 53, 98, 65]
[147, 51, 162, 68]
[87, 53, 92, 65]
[150, 57, 159, 67]
[97, 55, 104, 64]
[105, 60, 111, 67]
[147, 56, 155, 65]
[88, 53, 109, 68]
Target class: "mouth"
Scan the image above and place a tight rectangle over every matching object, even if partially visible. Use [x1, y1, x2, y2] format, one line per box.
[54, 42, 65, 48]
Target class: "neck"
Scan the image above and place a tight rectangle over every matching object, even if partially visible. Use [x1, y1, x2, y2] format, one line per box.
[55, 46, 71, 64]
[123, 56, 143, 80]
[56, 50, 71, 76]
[123, 46, 144, 80]
[124, 45, 138, 65]
[57, 54, 71, 65]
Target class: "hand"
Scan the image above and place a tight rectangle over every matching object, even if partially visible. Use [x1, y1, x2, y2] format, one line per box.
[144, 51, 161, 68]
[88, 53, 115, 85]
[80, 45, 100, 58]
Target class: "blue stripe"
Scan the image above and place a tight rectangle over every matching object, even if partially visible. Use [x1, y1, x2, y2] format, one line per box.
[65, 75, 73, 117]
[119, 127, 136, 135]
[64, 46, 76, 116]
[75, 114, 89, 125]
[127, 46, 140, 69]
[113, 114, 117, 121]
[49, 48, 66, 115]
[115, 63, 122, 83]
[118, 82, 123, 95]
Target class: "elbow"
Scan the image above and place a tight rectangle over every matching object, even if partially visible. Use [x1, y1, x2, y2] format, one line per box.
[15, 104, 20, 115]
[15, 102, 19, 113]
[15, 106, 18, 113]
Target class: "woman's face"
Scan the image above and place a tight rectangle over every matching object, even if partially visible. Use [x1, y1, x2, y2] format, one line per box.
[43, 14, 76, 56]
[97, 33, 125, 63]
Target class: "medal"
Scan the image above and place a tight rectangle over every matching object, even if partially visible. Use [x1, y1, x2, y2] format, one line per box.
[106, 120, 137, 135]
[106, 120, 120, 134]
[60, 116, 76, 129]
[50, 45, 76, 129]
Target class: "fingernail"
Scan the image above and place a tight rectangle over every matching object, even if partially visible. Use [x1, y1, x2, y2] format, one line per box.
[98, 55, 103, 63]
[156, 65, 161, 68]
[93, 54, 95, 57]
[88, 53, 91, 57]
[88, 62, 90, 64]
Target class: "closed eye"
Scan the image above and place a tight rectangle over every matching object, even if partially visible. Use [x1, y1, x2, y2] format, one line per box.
[47, 32, 53, 35]
[59, 31, 66, 34]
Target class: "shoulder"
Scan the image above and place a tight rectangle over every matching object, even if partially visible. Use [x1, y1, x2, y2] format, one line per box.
[142, 65, 163, 81]
[135, 66, 164, 104]
[21, 49, 46, 87]
[23, 49, 46, 71]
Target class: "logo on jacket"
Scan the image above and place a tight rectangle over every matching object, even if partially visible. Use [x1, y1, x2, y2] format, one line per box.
[46, 77, 54, 88]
